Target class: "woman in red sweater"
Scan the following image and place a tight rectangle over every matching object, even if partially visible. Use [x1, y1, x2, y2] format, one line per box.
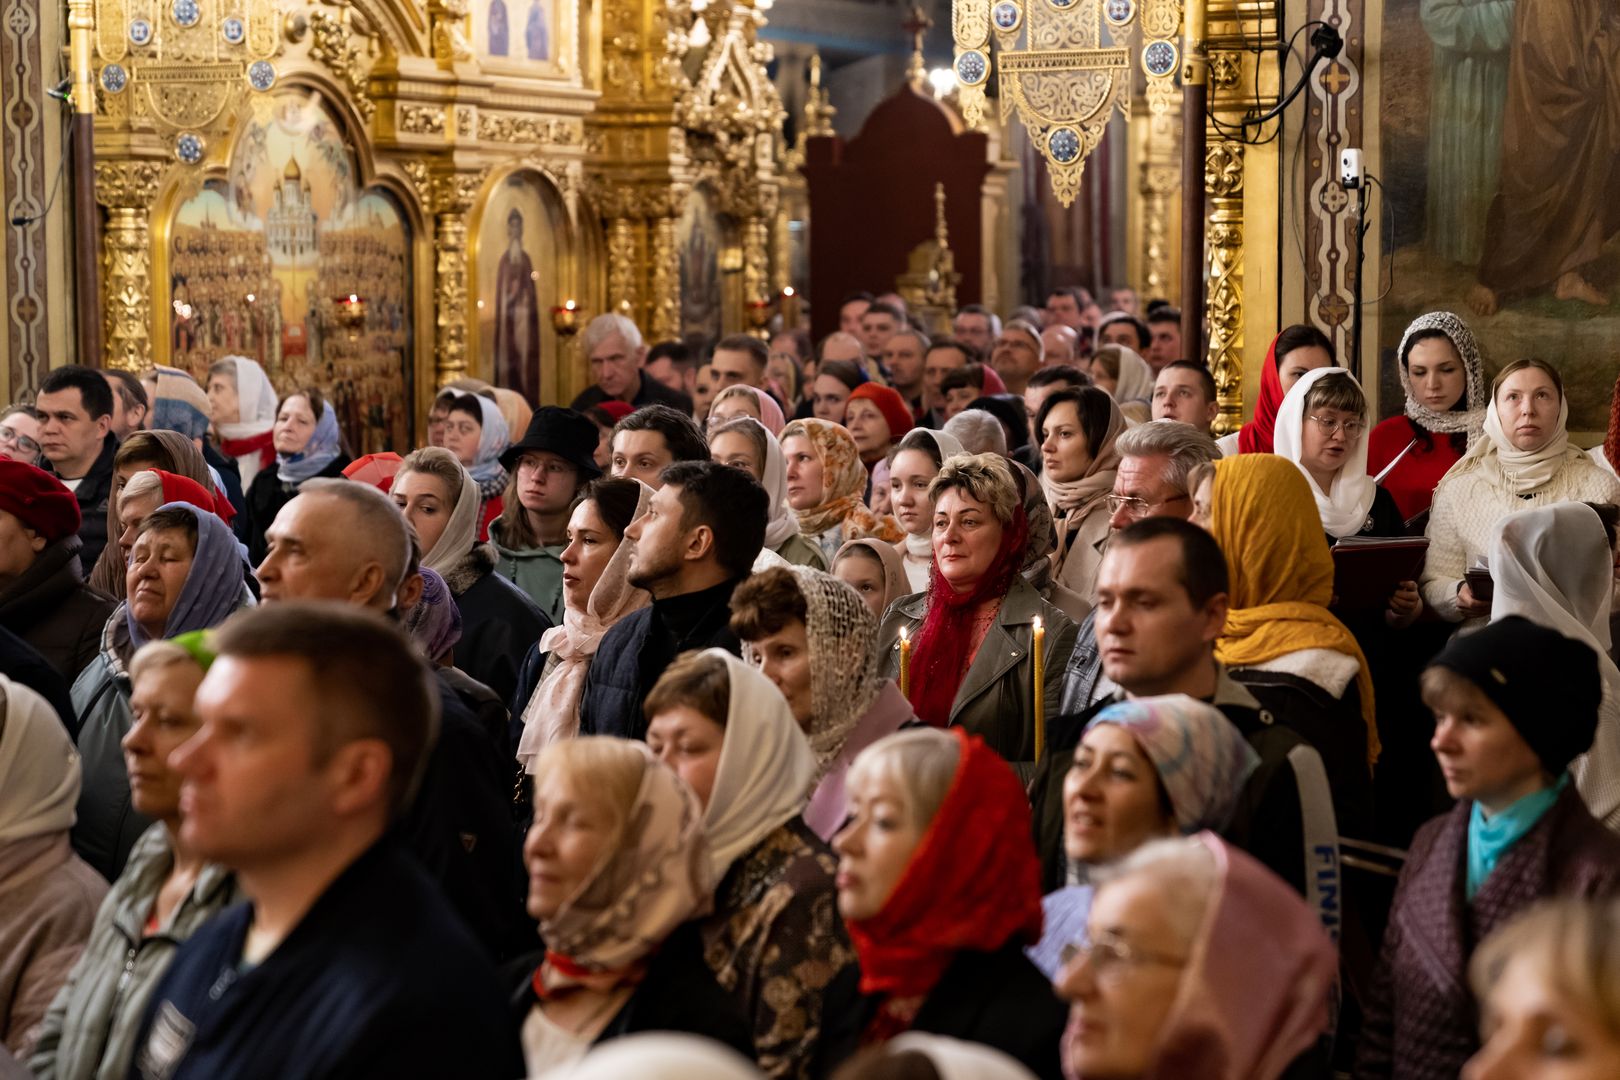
[1367, 311, 1487, 522]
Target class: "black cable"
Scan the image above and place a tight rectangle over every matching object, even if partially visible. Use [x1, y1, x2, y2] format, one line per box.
[9, 89, 73, 228]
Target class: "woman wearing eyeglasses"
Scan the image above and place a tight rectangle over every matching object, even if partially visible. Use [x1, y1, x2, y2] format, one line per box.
[0, 405, 44, 467]
[1053, 834, 1336, 1080]
[1036, 387, 1126, 615]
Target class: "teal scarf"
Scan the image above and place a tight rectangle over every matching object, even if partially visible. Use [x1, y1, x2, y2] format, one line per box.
[1466, 775, 1566, 900]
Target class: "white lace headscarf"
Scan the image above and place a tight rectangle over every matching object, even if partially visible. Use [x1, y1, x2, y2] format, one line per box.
[788, 566, 885, 778]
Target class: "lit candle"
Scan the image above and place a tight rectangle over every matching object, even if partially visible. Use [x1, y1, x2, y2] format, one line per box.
[781, 286, 800, 330]
[898, 624, 911, 698]
[1032, 615, 1045, 763]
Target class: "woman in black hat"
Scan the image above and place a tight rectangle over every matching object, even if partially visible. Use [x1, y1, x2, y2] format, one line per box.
[489, 406, 603, 624]
[1356, 616, 1620, 1079]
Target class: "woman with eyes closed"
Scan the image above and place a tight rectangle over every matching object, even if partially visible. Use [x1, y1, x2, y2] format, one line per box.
[514, 478, 652, 769]
[239, 388, 347, 566]
[886, 429, 965, 592]
[1025, 695, 1258, 981]
[708, 384, 787, 437]
[643, 649, 860, 1079]
[29, 637, 240, 1080]
[392, 447, 549, 708]
[1368, 313, 1488, 521]
[1421, 359, 1620, 627]
[70, 505, 246, 882]
[511, 737, 751, 1077]
[709, 417, 825, 570]
[835, 727, 1066, 1079]
[1464, 899, 1620, 1080]
[1037, 387, 1125, 613]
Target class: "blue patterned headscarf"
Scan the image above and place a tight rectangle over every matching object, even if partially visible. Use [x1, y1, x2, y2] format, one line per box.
[125, 501, 246, 649]
[150, 366, 212, 441]
[1085, 694, 1260, 834]
[276, 397, 342, 484]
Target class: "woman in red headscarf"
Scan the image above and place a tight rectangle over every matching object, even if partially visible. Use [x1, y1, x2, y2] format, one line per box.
[877, 453, 1075, 767]
[835, 727, 1067, 1079]
[1221, 325, 1335, 456]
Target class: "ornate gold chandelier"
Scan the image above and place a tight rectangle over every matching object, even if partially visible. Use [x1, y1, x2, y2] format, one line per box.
[954, 0, 1182, 206]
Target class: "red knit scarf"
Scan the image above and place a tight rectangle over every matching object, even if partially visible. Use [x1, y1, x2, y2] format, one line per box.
[1237, 332, 1286, 455]
[848, 728, 1045, 1041]
[219, 430, 275, 471]
[906, 505, 1030, 726]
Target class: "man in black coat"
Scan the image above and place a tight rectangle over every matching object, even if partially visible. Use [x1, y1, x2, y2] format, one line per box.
[36, 364, 118, 571]
[567, 313, 694, 415]
[579, 461, 767, 741]
[255, 479, 524, 958]
[128, 603, 519, 1080]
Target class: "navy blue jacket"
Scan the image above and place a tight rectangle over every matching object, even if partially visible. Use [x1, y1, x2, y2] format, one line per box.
[578, 577, 744, 741]
[128, 841, 521, 1080]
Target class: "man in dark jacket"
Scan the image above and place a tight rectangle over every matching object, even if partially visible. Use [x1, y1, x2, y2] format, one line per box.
[580, 461, 767, 741]
[255, 479, 524, 958]
[568, 313, 694, 415]
[1031, 519, 1339, 935]
[128, 603, 518, 1080]
[36, 364, 118, 571]
[0, 460, 115, 683]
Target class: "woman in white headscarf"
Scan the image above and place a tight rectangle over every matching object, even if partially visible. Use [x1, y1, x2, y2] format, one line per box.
[887, 428, 965, 592]
[439, 391, 511, 541]
[392, 447, 549, 706]
[644, 649, 861, 1080]
[1490, 502, 1620, 828]
[1422, 359, 1620, 625]
[708, 416, 825, 569]
[205, 356, 279, 490]
[0, 676, 108, 1057]
[515, 478, 652, 765]
[1272, 367, 1406, 542]
[1089, 344, 1155, 423]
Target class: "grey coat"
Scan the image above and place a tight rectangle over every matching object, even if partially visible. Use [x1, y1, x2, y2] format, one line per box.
[68, 614, 140, 882]
[877, 575, 1077, 766]
[28, 824, 238, 1080]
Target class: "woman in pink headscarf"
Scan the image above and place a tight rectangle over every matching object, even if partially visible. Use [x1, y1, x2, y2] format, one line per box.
[708, 384, 786, 437]
[1054, 833, 1336, 1080]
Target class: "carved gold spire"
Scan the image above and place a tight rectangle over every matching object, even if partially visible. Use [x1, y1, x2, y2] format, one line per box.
[804, 53, 836, 138]
[902, 4, 932, 90]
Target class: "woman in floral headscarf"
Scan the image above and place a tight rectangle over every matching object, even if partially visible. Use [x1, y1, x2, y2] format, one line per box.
[513, 737, 751, 1076]
[730, 566, 917, 840]
[1367, 312, 1488, 521]
[780, 418, 902, 566]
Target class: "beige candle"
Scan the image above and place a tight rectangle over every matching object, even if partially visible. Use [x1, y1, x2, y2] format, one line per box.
[1032, 615, 1045, 763]
[898, 624, 911, 698]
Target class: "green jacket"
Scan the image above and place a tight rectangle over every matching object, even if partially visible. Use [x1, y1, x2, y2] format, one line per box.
[773, 533, 828, 571]
[490, 531, 566, 625]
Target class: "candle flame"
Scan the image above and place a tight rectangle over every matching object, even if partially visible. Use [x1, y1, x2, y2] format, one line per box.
[899, 625, 909, 642]
[1032, 615, 1042, 631]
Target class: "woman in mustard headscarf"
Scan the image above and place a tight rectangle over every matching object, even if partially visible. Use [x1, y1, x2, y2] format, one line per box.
[1208, 454, 1376, 839]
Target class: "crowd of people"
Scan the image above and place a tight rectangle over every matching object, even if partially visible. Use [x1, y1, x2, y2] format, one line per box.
[2, 281, 1619, 1079]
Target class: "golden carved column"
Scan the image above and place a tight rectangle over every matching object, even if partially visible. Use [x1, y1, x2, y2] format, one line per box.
[605, 215, 643, 325]
[426, 171, 485, 387]
[94, 161, 166, 371]
[648, 203, 680, 344]
[1206, 141, 1244, 436]
[741, 183, 775, 339]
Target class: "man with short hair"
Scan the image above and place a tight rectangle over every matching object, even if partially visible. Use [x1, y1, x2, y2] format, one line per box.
[102, 370, 149, 440]
[1024, 365, 1089, 442]
[1045, 286, 1092, 331]
[881, 328, 929, 418]
[255, 481, 521, 957]
[493, 406, 602, 623]
[36, 365, 118, 570]
[708, 333, 770, 391]
[919, 338, 974, 426]
[1146, 306, 1184, 370]
[1040, 324, 1079, 367]
[1152, 360, 1220, 435]
[643, 340, 695, 397]
[1057, 421, 1218, 713]
[1105, 285, 1140, 315]
[838, 292, 873, 336]
[580, 461, 768, 739]
[1030, 518, 1340, 916]
[1098, 311, 1151, 353]
[130, 603, 517, 1079]
[609, 404, 710, 487]
[990, 320, 1045, 394]
[569, 314, 694, 414]
[951, 304, 1000, 354]
[858, 301, 903, 359]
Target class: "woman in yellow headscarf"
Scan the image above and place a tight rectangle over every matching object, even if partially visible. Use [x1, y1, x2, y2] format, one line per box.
[1208, 454, 1379, 804]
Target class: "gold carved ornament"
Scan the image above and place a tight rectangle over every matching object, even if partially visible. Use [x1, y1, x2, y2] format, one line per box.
[1205, 141, 1244, 435]
[955, 0, 1183, 207]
